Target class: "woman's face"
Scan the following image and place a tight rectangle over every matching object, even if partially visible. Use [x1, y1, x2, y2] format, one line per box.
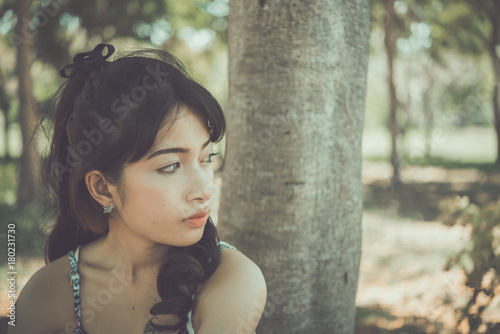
[110, 107, 216, 247]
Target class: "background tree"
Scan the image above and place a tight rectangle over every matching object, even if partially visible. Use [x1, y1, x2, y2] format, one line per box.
[15, 0, 40, 206]
[384, 0, 401, 183]
[370, 0, 422, 183]
[0, 72, 11, 161]
[218, 0, 370, 332]
[0, 0, 228, 206]
[431, 0, 500, 165]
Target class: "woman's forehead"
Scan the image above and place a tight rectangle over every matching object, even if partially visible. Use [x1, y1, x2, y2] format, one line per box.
[151, 107, 211, 151]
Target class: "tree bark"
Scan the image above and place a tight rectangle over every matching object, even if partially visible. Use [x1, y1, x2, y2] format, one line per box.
[384, 0, 400, 182]
[219, 0, 370, 332]
[15, 0, 41, 206]
[0, 80, 11, 160]
[490, 2, 500, 165]
[423, 64, 435, 159]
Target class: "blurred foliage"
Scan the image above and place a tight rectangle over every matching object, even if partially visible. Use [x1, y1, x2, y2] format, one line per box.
[438, 80, 492, 127]
[355, 306, 443, 333]
[430, 0, 495, 58]
[366, 0, 495, 133]
[0, 0, 229, 134]
[0, 202, 46, 265]
[440, 197, 500, 334]
[370, 0, 495, 62]
[0, 0, 228, 68]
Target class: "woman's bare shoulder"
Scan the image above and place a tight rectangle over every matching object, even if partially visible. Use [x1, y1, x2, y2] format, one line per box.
[7, 254, 75, 334]
[192, 247, 267, 333]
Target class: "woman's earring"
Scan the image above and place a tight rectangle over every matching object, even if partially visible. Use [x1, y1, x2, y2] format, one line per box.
[103, 203, 113, 214]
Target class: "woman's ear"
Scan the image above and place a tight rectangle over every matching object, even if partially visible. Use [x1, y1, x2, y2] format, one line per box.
[84, 170, 118, 208]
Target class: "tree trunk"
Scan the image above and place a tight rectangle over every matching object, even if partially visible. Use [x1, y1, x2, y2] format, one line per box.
[15, 0, 41, 206]
[384, 0, 400, 182]
[490, 2, 500, 165]
[2, 106, 10, 161]
[0, 80, 11, 160]
[219, 0, 370, 332]
[494, 62, 500, 165]
[423, 65, 435, 159]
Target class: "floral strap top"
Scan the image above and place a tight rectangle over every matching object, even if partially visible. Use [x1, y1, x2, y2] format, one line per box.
[67, 241, 240, 334]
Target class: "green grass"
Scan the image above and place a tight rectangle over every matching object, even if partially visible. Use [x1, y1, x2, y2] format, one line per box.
[364, 155, 500, 172]
[363, 126, 499, 170]
[402, 156, 499, 172]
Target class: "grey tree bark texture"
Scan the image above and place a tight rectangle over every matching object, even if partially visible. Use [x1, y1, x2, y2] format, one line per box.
[218, 0, 370, 333]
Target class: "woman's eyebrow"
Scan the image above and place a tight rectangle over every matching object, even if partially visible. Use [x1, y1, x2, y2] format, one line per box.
[147, 138, 212, 160]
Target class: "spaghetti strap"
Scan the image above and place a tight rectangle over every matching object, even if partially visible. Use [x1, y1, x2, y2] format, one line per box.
[218, 241, 240, 252]
[67, 246, 86, 334]
[66, 242, 240, 334]
[67, 246, 191, 334]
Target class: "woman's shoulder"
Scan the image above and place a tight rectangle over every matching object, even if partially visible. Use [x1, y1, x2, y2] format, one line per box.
[7, 252, 75, 334]
[214, 242, 265, 289]
[212, 241, 265, 290]
[191, 242, 267, 333]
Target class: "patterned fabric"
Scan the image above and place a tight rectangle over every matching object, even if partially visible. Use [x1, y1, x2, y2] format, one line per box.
[218, 241, 240, 252]
[67, 248, 84, 334]
[67, 241, 240, 334]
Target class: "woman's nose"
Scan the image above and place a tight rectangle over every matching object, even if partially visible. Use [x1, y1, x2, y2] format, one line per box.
[186, 167, 214, 203]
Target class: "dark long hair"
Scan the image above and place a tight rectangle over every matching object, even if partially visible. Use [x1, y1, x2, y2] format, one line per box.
[42, 48, 225, 332]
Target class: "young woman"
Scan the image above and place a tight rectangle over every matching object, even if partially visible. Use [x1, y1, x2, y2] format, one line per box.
[8, 44, 266, 334]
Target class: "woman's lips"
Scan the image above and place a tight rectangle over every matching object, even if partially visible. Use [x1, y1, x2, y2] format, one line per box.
[183, 214, 208, 228]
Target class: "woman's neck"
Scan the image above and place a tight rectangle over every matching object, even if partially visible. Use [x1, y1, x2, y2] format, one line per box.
[85, 226, 170, 283]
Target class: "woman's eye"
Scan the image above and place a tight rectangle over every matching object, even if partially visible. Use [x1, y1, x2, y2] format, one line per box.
[158, 153, 218, 175]
[203, 152, 219, 163]
[159, 162, 180, 175]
